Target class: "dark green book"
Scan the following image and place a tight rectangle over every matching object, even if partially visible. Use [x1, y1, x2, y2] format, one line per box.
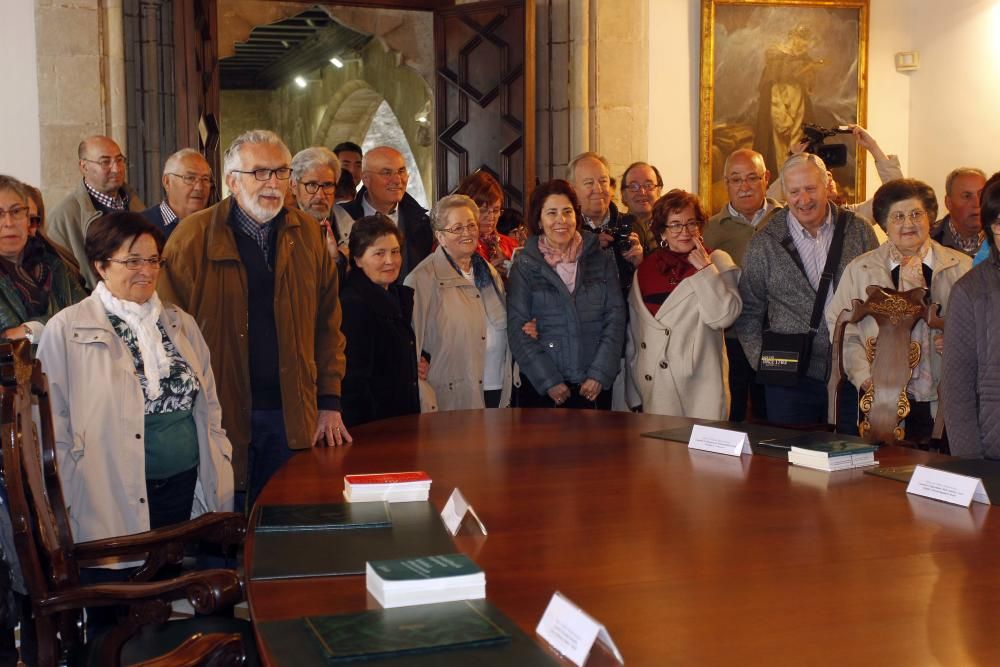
[256, 502, 391, 532]
[768, 432, 877, 456]
[304, 601, 509, 663]
[257, 600, 561, 667]
[369, 553, 481, 581]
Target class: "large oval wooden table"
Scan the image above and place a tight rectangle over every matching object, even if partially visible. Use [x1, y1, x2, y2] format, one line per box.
[246, 409, 1000, 666]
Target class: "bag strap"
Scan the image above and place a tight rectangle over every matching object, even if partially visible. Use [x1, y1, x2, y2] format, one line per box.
[807, 207, 850, 334]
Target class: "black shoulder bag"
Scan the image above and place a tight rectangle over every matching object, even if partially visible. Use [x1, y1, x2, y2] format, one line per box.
[757, 211, 848, 386]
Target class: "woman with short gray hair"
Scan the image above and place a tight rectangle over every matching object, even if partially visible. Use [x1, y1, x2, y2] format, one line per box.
[404, 194, 511, 410]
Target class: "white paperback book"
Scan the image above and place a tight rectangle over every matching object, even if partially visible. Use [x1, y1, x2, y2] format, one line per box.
[366, 554, 485, 608]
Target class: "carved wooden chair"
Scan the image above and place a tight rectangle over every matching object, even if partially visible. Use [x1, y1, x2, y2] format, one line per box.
[0, 340, 256, 666]
[827, 285, 945, 446]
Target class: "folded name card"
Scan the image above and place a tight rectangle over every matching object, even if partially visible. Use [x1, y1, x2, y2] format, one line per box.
[536, 591, 623, 667]
[906, 465, 990, 507]
[688, 425, 751, 457]
[441, 488, 488, 536]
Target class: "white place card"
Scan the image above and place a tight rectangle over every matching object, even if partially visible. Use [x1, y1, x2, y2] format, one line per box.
[906, 465, 990, 507]
[536, 591, 624, 666]
[688, 425, 751, 457]
[440, 488, 488, 536]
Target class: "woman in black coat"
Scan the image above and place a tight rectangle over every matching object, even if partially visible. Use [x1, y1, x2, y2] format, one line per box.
[340, 214, 421, 427]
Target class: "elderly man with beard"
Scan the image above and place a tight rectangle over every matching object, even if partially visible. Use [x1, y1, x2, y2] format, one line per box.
[159, 129, 349, 512]
[734, 153, 878, 426]
[290, 146, 356, 265]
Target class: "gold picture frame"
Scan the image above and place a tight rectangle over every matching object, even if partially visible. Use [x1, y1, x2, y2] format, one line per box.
[699, 0, 870, 213]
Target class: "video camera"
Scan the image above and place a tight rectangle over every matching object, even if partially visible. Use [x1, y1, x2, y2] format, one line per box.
[801, 123, 852, 169]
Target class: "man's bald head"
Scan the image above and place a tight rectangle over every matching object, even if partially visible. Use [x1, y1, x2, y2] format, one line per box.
[78, 135, 127, 195]
[361, 146, 409, 213]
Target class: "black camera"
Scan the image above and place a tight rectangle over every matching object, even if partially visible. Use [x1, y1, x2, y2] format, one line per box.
[801, 123, 852, 169]
[600, 218, 634, 254]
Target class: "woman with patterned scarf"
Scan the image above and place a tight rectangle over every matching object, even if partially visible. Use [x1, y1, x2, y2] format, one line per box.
[625, 189, 742, 419]
[827, 179, 971, 444]
[507, 180, 625, 410]
[405, 194, 512, 410]
[0, 175, 86, 344]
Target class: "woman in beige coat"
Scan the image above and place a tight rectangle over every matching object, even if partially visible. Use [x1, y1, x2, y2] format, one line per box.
[36, 213, 234, 550]
[626, 190, 742, 419]
[405, 194, 512, 411]
[826, 179, 971, 440]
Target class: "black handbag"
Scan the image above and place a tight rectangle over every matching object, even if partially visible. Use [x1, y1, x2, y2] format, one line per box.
[757, 210, 849, 387]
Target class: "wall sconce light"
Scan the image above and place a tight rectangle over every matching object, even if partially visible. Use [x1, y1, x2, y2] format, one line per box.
[895, 52, 920, 72]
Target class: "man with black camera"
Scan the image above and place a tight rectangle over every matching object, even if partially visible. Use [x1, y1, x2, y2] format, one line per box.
[568, 152, 644, 291]
[734, 153, 878, 426]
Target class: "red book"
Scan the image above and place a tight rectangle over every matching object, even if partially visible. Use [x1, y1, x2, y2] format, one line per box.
[345, 472, 431, 486]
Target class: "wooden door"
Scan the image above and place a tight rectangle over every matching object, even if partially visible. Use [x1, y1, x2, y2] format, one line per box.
[173, 0, 222, 179]
[434, 0, 535, 210]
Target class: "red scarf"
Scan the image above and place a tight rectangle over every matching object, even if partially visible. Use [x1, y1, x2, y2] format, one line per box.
[636, 246, 711, 315]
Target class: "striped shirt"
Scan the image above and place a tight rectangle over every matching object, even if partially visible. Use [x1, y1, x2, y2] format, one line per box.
[787, 205, 835, 307]
[158, 200, 179, 228]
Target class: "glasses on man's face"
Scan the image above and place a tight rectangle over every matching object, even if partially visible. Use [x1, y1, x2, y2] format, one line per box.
[442, 223, 478, 236]
[887, 209, 928, 226]
[665, 221, 701, 234]
[167, 173, 213, 187]
[0, 206, 29, 223]
[301, 181, 337, 195]
[726, 174, 763, 188]
[478, 204, 503, 218]
[105, 256, 166, 270]
[370, 167, 408, 180]
[233, 168, 292, 181]
[82, 155, 127, 171]
[626, 182, 660, 194]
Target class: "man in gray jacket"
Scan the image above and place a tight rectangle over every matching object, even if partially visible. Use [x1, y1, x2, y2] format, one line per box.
[734, 153, 878, 425]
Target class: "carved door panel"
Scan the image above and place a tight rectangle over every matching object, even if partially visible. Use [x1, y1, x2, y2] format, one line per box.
[174, 0, 222, 181]
[434, 0, 535, 210]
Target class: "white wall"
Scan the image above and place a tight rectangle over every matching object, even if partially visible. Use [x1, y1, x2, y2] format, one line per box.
[648, 0, 1000, 204]
[0, 0, 42, 185]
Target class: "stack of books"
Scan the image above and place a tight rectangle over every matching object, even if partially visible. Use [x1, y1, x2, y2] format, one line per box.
[344, 471, 432, 503]
[788, 438, 878, 472]
[366, 554, 486, 608]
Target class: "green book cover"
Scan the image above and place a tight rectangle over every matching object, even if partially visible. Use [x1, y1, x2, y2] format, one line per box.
[370, 554, 481, 582]
[774, 432, 877, 456]
[257, 501, 391, 531]
[302, 600, 510, 663]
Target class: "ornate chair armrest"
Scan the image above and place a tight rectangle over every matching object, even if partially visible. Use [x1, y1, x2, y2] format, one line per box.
[36, 568, 243, 616]
[74, 512, 246, 561]
[133, 632, 246, 667]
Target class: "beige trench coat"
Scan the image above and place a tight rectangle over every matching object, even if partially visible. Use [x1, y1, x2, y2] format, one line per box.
[36, 293, 234, 550]
[626, 250, 742, 419]
[825, 240, 972, 408]
[405, 246, 512, 411]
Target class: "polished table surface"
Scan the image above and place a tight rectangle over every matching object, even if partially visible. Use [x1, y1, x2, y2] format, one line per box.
[246, 409, 1000, 666]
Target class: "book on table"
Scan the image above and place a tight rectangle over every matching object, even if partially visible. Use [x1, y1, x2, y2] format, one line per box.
[782, 433, 878, 471]
[302, 600, 509, 663]
[255, 501, 391, 532]
[367, 553, 485, 608]
[344, 471, 432, 503]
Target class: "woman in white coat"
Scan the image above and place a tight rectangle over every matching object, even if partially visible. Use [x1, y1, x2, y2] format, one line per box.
[37, 212, 234, 548]
[626, 189, 742, 418]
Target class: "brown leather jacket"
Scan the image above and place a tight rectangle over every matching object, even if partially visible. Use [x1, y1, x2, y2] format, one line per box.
[158, 197, 345, 488]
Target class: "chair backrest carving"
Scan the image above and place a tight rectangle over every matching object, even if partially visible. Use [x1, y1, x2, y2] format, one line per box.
[828, 285, 944, 445]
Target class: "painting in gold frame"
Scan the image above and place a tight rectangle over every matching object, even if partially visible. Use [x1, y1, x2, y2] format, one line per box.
[699, 0, 870, 213]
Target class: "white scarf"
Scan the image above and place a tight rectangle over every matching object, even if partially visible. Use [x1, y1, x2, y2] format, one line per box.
[95, 281, 170, 400]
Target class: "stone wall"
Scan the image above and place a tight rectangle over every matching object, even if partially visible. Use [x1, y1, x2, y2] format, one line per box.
[34, 0, 128, 207]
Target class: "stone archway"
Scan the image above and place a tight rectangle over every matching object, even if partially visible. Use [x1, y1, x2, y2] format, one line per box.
[314, 80, 383, 148]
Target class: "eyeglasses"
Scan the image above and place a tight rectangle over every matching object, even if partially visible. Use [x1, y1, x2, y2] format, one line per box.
[664, 221, 701, 234]
[167, 173, 213, 187]
[301, 181, 337, 195]
[478, 205, 503, 217]
[726, 174, 763, 187]
[886, 209, 928, 225]
[625, 182, 660, 193]
[0, 206, 29, 223]
[105, 256, 166, 270]
[441, 223, 478, 236]
[82, 155, 127, 170]
[232, 167, 292, 181]
[368, 167, 409, 180]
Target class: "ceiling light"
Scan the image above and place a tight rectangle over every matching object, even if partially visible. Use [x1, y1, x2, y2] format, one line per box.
[294, 76, 307, 88]
[330, 57, 344, 68]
